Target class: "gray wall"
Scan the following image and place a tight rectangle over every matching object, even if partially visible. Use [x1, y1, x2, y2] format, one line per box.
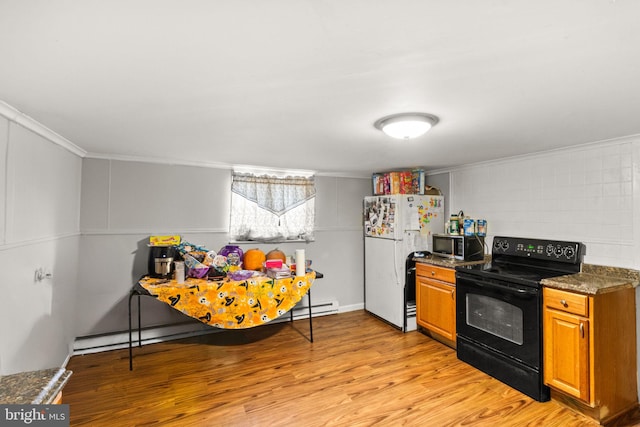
[0, 118, 82, 375]
[77, 159, 370, 337]
[0, 115, 370, 374]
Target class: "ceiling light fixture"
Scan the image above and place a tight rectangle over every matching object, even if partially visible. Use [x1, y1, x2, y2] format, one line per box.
[374, 112, 439, 139]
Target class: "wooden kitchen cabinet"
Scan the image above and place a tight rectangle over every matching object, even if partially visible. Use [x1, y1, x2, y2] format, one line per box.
[543, 286, 637, 424]
[543, 288, 590, 401]
[416, 263, 456, 346]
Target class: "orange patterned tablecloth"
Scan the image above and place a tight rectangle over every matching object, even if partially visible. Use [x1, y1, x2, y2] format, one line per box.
[138, 271, 316, 329]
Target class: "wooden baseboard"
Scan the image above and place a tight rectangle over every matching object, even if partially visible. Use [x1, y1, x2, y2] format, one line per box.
[550, 389, 639, 425]
[418, 327, 456, 349]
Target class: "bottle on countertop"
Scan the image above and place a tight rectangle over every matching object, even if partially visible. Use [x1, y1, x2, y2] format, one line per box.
[449, 214, 460, 235]
[463, 217, 476, 236]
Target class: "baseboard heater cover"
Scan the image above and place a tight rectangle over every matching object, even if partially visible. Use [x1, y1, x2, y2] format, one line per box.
[73, 299, 339, 355]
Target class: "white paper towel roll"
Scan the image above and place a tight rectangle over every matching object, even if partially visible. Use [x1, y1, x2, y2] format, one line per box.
[174, 261, 185, 284]
[295, 249, 305, 277]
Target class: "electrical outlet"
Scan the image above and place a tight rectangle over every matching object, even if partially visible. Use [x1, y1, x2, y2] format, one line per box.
[34, 268, 52, 282]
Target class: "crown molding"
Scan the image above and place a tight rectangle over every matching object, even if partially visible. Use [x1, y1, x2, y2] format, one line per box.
[0, 100, 87, 158]
[428, 133, 640, 175]
[86, 152, 370, 179]
[85, 151, 234, 170]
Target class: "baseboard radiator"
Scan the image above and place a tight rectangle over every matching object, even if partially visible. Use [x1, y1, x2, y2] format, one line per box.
[73, 299, 339, 355]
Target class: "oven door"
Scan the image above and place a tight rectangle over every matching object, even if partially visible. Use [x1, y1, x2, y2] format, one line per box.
[456, 273, 541, 368]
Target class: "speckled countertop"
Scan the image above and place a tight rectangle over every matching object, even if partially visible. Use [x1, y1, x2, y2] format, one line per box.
[0, 367, 72, 404]
[541, 264, 640, 295]
[415, 254, 491, 268]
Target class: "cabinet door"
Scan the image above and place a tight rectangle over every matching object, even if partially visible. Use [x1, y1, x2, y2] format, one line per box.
[543, 307, 590, 401]
[417, 276, 456, 341]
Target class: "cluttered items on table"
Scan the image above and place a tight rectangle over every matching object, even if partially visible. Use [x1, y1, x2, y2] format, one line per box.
[146, 236, 311, 282]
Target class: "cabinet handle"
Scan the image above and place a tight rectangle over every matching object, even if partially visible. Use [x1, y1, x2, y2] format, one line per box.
[580, 322, 584, 338]
[560, 299, 568, 307]
[431, 271, 435, 276]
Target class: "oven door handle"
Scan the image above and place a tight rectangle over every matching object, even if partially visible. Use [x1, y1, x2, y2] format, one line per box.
[470, 280, 537, 297]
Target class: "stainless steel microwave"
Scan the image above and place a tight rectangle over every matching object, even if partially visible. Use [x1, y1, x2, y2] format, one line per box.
[432, 234, 485, 261]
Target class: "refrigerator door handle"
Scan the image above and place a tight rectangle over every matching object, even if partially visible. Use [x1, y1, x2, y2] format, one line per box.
[394, 240, 402, 287]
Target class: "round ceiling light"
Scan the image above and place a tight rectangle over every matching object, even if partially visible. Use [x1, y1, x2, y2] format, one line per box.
[374, 113, 439, 139]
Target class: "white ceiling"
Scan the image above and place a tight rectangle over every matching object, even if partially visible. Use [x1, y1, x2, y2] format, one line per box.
[2, 1, 640, 176]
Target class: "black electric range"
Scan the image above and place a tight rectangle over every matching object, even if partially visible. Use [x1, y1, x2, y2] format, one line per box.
[454, 236, 585, 401]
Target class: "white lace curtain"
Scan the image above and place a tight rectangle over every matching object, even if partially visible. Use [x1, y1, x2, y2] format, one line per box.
[230, 173, 316, 241]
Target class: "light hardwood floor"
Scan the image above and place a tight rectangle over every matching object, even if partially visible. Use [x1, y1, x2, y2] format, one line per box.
[64, 310, 639, 426]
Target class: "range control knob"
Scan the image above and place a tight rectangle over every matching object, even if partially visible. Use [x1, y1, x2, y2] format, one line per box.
[502, 240, 510, 251]
[564, 246, 576, 260]
[554, 245, 564, 258]
[545, 244, 555, 256]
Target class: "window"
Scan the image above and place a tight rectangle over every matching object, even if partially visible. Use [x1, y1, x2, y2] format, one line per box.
[230, 172, 316, 242]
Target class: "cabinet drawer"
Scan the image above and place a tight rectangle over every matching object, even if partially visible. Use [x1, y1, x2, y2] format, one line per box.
[416, 263, 455, 284]
[544, 287, 588, 317]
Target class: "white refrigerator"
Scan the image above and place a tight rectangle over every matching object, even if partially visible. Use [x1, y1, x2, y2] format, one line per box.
[364, 195, 445, 331]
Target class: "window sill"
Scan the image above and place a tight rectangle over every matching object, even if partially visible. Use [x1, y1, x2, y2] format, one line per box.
[229, 239, 314, 244]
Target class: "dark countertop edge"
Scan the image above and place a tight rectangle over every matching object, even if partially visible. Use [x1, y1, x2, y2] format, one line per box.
[34, 369, 73, 404]
[414, 255, 491, 268]
[0, 367, 73, 405]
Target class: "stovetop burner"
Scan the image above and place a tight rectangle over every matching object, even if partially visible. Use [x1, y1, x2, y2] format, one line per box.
[456, 236, 584, 287]
[458, 262, 572, 287]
